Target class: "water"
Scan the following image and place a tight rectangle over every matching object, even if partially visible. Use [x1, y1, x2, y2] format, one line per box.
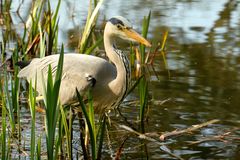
[2, 0, 240, 159]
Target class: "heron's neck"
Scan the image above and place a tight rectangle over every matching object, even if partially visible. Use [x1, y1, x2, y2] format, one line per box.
[104, 33, 130, 99]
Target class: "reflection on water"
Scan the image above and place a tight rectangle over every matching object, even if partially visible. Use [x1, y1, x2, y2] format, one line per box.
[2, 0, 240, 159]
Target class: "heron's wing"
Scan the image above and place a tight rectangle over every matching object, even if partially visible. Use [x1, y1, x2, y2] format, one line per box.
[59, 70, 96, 104]
[18, 55, 59, 80]
[18, 53, 116, 105]
[58, 54, 116, 105]
[18, 55, 60, 94]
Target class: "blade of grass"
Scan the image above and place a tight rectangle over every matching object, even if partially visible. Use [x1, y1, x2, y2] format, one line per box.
[160, 31, 170, 79]
[3, 71, 15, 131]
[12, 48, 21, 155]
[39, 23, 46, 58]
[46, 0, 61, 55]
[76, 89, 96, 160]
[59, 105, 72, 159]
[160, 30, 168, 51]
[1, 88, 7, 160]
[139, 76, 148, 133]
[96, 115, 106, 160]
[29, 79, 37, 160]
[36, 134, 42, 160]
[140, 11, 151, 63]
[79, 0, 104, 53]
[44, 45, 64, 160]
[127, 75, 144, 95]
[85, 37, 103, 55]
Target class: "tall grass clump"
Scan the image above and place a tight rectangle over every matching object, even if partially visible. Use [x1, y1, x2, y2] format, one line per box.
[46, 0, 61, 55]
[1, 0, 161, 159]
[58, 104, 73, 159]
[78, 0, 104, 54]
[3, 67, 16, 132]
[138, 12, 151, 132]
[76, 90, 106, 160]
[0, 49, 20, 159]
[24, 0, 44, 56]
[0, 50, 20, 141]
[12, 48, 22, 157]
[21, 0, 61, 58]
[42, 45, 64, 160]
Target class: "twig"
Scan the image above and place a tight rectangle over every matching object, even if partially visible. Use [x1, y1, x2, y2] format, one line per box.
[115, 137, 128, 160]
[190, 133, 230, 145]
[160, 119, 220, 141]
[189, 128, 240, 145]
[118, 125, 184, 160]
[151, 98, 172, 106]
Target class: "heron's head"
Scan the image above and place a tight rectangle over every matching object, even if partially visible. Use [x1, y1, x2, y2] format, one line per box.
[105, 16, 151, 47]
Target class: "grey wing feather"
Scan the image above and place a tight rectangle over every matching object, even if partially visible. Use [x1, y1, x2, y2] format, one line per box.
[18, 55, 60, 95]
[59, 69, 95, 104]
[18, 53, 116, 105]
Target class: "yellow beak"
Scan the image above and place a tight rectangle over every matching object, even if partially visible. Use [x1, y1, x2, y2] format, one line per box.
[123, 28, 151, 47]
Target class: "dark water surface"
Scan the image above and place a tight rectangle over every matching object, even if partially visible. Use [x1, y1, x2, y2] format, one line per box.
[3, 0, 240, 159]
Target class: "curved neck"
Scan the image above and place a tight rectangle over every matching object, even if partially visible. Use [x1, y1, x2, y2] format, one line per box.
[104, 29, 130, 99]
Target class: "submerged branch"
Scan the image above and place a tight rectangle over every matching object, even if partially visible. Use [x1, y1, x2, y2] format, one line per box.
[117, 119, 221, 159]
[118, 125, 184, 160]
[159, 119, 220, 141]
[189, 127, 240, 145]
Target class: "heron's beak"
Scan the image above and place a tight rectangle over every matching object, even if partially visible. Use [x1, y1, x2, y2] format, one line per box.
[124, 28, 151, 47]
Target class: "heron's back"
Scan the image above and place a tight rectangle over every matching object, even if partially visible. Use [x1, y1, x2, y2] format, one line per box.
[18, 53, 117, 109]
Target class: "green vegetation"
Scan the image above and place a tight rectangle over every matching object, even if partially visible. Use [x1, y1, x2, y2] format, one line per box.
[0, 0, 167, 159]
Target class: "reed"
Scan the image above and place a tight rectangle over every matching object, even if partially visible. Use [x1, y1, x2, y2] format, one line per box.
[138, 76, 148, 132]
[43, 45, 64, 160]
[46, 0, 61, 55]
[36, 134, 42, 160]
[29, 79, 36, 160]
[76, 90, 106, 160]
[24, 0, 44, 56]
[160, 31, 170, 78]
[12, 48, 21, 157]
[3, 69, 15, 131]
[96, 115, 106, 160]
[76, 90, 97, 159]
[59, 105, 73, 159]
[140, 11, 151, 63]
[79, 0, 104, 54]
[22, 0, 61, 57]
[137, 13, 151, 132]
[0, 0, 160, 159]
[1, 79, 7, 160]
[1, 0, 11, 13]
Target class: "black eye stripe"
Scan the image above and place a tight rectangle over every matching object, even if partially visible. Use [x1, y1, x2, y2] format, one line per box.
[109, 17, 124, 26]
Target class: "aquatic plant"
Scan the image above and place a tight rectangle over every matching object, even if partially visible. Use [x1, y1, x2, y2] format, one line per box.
[1, 79, 8, 160]
[78, 0, 104, 54]
[43, 45, 64, 160]
[0, 1, 161, 159]
[29, 80, 36, 160]
[76, 89, 106, 160]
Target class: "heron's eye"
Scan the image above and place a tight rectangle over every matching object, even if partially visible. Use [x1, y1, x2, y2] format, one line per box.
[116, 24, 123, 30]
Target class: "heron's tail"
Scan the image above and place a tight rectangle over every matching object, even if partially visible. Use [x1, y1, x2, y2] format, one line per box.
[16, 61, 32, 78]
[15, 61, 30, 69]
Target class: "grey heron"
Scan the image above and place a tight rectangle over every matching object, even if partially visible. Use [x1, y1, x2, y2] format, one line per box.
[18, 16, 151, 113]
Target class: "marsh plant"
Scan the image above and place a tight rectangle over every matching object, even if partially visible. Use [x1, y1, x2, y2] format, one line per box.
[0, 0, 167, 159]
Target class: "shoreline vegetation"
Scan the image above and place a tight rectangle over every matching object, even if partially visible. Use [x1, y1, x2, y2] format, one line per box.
[0, 0, 237, 159]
